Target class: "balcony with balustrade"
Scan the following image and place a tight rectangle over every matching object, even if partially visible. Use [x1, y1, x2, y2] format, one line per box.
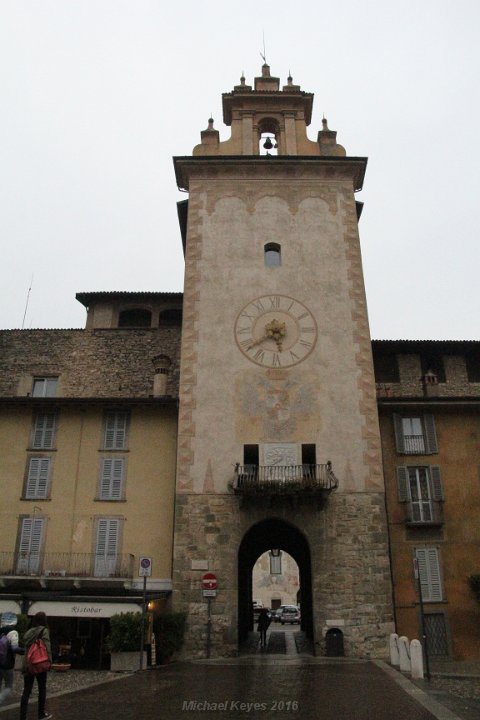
[233, 462, 339, 504]
[0, 552, 135, 590]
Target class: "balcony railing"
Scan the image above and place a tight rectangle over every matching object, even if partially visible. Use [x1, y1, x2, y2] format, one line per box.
[403, 435, 426, 454]
[405, 500, 443, 526]
[0, 552, 135, 579]
[233, 462, 339, 496]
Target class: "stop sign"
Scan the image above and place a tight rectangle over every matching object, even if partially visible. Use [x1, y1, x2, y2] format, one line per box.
[202, 572, 217, 590]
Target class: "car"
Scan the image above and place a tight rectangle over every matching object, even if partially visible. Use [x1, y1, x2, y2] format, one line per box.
[279, 606, 301, 625]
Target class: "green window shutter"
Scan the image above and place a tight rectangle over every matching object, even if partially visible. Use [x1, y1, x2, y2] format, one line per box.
[423, 414, 438, 454]
[396, 466, 409, 502]
[416, 547, 442, 601]
[26, 458, 50, 499]
[429, 466, 444, 501]
[393, 414, 405, 453]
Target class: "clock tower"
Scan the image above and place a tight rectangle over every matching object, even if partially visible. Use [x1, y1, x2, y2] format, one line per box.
[172, 64, 394, 658]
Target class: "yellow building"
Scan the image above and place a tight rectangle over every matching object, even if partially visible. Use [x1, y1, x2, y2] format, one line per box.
[0, 292, 181, 667]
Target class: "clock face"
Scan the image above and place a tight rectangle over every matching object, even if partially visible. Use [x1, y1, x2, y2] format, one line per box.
[234, 295, 317, 368]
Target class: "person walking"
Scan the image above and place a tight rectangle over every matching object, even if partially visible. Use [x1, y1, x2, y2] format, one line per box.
[0, 612, 24, 704]
[257, 608, 271, 649]
[20, 612, 52, 720]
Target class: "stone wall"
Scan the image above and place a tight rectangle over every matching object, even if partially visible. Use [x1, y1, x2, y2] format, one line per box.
[172, 491, 394, 659]
[0, 328, 181, 398]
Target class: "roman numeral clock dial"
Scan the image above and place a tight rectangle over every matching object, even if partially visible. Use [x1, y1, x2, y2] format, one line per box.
[234, 295, 318, 368]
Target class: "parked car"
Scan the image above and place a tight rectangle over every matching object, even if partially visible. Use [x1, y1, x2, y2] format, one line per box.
[280, 605, 301, 625]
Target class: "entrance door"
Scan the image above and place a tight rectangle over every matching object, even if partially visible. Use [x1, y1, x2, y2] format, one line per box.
[425, 613, 449, 656]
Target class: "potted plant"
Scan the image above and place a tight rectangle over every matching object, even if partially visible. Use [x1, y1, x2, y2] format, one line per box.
[153, 612, 186, 664]
[106, 611, 145, 672]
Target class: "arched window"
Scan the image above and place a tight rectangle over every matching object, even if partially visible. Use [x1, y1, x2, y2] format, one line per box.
[158, 308, 183, 327]
[118, 309, 152, 327]
[264, 243, 281, 267]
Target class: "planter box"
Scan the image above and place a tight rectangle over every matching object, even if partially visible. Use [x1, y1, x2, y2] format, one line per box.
[110, 651, 147, 672]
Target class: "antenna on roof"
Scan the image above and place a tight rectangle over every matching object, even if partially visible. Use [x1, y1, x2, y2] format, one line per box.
[260, 30, 267, 64]
[21, 274, 33, 329]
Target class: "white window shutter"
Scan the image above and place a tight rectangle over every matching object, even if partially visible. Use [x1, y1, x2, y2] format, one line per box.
[423, 415, 438, 454]
[26, 458, 50, 499]
[104, 412, 127, 450]
[17, 518, 44, 573]
[33, 413, 56, 449]
[100, 458, 124, 499]
[396, 466, 409, 502]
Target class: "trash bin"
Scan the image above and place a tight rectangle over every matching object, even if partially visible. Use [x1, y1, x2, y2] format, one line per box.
[325, 628, 344, 657]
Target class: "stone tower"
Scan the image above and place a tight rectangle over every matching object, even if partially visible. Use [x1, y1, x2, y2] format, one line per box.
[172, 65, 394, 658]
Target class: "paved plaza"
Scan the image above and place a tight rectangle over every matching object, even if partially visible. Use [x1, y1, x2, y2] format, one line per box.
[1, 628, 479, 720]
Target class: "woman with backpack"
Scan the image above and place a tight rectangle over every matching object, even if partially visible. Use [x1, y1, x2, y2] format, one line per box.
[0, 612, 24, 704]
[20, 612, 52, 720]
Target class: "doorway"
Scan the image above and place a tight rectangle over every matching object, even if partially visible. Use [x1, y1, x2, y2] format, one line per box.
[237, 517, 313, 646]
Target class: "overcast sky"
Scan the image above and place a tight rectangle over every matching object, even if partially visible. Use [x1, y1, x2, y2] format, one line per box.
[1, 1, 479, 339]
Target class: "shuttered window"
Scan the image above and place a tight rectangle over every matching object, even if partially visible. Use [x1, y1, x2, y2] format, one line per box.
[396, 465, 443, 504]
[416, 547, 443, 601]
[25, 458, 50, 499]
[32, 377, 58, 397]
[99, 458, 125, 500]
[16, 517, 45, 574]
[94, 518, 121, 577]
[32, 412, 56, 449]
[393, 414, 438, 455]
[103, 412, 128, 450]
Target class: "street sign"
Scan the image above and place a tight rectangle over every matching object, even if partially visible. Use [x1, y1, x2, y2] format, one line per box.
[203, 589, 217, 598]
[201, 572, 217, 590]
[139, 556, 152, 577]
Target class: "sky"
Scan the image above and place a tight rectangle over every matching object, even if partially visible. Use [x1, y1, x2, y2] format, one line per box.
[1, 0, 479, 339]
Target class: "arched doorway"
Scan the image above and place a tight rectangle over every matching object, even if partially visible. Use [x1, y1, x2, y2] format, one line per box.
[238, 518, 313, 647]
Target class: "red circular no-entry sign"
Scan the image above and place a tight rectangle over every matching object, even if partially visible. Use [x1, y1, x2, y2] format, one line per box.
[201, 573, 217, 590]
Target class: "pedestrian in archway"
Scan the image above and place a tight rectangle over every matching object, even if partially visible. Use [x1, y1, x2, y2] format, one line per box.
[257, 609, 271, 649]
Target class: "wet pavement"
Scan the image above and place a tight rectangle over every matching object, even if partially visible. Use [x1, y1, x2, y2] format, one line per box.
[0, 627, 478, 720]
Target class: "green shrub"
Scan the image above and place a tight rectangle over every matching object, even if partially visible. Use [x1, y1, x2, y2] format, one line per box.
[106, 612, 143, 652]
[153, 612, 187, 662]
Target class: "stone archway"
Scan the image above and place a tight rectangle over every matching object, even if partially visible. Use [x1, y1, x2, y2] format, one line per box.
[237, 517, 313, 646]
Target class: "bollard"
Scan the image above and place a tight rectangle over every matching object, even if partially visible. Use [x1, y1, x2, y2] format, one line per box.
[410, 639, 424, 679]
[398, 635, 411, 673]
[389, 633, 400, 667]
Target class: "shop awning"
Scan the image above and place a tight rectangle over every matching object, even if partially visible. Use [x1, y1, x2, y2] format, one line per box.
[28, 600, 141, 618]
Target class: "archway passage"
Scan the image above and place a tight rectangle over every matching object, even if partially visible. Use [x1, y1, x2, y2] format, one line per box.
[238, 518, 313, 648]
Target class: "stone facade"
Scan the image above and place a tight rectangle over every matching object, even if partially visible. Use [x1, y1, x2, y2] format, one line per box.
[0, 327, 181, 399]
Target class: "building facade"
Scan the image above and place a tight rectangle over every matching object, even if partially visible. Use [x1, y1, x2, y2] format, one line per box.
[0, 66, 478, 664]
[0, 292, 182, 667]
[374, 340, 480, 660]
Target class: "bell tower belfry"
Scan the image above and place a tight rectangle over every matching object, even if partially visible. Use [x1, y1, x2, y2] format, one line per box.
[172, 65, 394, 658]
